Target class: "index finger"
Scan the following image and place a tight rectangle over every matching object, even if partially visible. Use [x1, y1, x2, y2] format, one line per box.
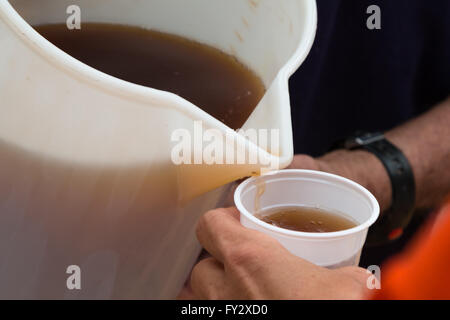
[195, 207, 266, 263]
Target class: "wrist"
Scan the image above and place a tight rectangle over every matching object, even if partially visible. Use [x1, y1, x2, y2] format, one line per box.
[317, 149, 392, 211]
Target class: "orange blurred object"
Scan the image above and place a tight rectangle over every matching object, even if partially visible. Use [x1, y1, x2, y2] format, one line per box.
[374, 198, 450, 300]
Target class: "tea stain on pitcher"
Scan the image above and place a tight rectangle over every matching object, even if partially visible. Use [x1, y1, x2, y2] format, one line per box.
[248, 0, 261, 10]
[234, 30, 244, 43]
[241, 17, 250, 29]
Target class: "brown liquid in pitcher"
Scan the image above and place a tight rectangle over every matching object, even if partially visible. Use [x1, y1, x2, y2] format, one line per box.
[34, 23, 265, 130]
[256, 206, 357, 233]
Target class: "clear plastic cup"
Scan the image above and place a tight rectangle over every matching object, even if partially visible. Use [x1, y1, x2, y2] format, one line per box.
[234, 170, 380, 268]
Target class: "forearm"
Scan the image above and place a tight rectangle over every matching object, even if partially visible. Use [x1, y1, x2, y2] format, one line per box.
[315, 97, 450, 212]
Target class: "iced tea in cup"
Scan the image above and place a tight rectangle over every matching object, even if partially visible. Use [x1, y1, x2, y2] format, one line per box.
[234, 170, 380, 268]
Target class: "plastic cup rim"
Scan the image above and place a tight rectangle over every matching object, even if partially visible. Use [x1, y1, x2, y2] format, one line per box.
[234, 169, 380, 239]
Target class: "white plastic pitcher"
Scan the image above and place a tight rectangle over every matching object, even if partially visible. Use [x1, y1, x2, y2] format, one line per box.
[0, 0, 317, 299]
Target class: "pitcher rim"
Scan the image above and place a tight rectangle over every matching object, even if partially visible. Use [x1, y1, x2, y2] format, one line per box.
[1, 0, 316, 114]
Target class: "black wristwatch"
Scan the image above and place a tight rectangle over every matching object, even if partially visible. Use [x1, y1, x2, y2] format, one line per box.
[333, 132, 416, 246]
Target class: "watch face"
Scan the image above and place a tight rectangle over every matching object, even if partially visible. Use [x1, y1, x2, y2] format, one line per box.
[355, 132, 385, 146]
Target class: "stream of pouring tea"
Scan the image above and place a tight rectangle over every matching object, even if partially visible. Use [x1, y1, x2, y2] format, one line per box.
[254, 176, 266, 216]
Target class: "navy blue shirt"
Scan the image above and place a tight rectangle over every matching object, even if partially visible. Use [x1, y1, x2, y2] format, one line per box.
[290, 0, 450, 157]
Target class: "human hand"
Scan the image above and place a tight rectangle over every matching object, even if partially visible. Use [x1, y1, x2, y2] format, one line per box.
[178, 207, 371, 300]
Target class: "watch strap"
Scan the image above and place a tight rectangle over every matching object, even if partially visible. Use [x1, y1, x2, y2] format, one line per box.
[333, 132, 416, 246]
[362, 138, 416, 246]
